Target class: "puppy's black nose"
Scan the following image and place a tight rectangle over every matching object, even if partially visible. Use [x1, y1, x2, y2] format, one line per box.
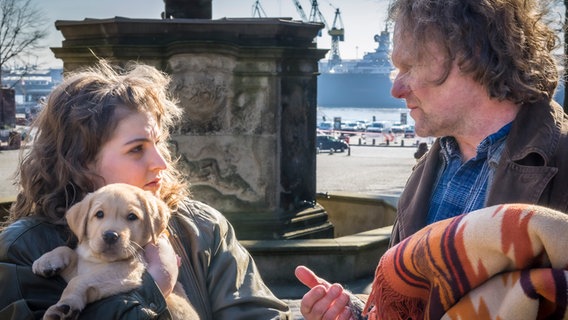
[103, 231, 120, 244]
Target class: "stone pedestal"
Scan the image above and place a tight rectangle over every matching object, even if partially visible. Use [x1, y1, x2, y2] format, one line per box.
[53, 17, 333, 239]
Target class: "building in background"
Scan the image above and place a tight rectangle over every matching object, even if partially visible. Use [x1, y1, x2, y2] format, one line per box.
[2, 67, 63, 117]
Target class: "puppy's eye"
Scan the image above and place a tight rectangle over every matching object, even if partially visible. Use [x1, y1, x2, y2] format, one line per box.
[95, 210, 104, 219]
[127, 213, 138, 221]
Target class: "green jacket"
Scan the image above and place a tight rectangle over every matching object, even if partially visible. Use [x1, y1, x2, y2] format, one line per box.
[0, 199, 290, 319]
[391, 100, 568, 246]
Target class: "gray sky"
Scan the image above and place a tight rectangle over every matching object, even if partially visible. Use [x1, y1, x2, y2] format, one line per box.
[33, 0, 390, 68]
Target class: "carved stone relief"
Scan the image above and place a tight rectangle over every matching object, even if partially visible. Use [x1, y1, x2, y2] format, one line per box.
[168, 54, 235, 134]
[169, 54, 278, 213]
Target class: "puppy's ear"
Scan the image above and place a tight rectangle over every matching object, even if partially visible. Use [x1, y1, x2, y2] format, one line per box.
[140, 192, 171, 243]
[65, 193, 92, 242]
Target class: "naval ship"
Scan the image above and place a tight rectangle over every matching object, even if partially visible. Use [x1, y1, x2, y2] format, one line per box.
[317, 25, 405, 108]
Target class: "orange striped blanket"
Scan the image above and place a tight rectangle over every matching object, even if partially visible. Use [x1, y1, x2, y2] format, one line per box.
[363, 203, 568, 320]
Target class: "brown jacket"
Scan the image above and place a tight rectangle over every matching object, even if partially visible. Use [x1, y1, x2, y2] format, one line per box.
[391, 100, 568, 246]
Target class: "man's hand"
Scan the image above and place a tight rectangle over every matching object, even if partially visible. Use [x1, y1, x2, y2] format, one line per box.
[144, 234, 180, 297]
[295, 265, 354, 320]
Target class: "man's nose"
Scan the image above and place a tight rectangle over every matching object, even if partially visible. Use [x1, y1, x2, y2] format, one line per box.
[391, 73, 409, 99]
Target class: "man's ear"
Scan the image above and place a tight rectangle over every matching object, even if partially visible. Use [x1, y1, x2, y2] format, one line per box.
[65, 193, 92, 242]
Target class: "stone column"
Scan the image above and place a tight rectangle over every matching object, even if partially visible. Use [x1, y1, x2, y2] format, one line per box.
[52, 17, 333, 240]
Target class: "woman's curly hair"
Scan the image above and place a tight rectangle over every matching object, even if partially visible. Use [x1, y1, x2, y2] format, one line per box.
[388, 0, 559, 104]
[8, 60, 189, 223]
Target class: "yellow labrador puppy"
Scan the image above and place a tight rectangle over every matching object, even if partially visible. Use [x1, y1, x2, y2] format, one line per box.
[33, 183, 197, 320]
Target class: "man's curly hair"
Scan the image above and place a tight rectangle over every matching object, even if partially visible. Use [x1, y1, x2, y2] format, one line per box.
[389, 0, 559, 104]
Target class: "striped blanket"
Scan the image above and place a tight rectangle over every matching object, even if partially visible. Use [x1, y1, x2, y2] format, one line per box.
[363, 204, 568, 320]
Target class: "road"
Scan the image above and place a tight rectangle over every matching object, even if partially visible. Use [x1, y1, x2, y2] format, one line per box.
[316, 144, 417, 197]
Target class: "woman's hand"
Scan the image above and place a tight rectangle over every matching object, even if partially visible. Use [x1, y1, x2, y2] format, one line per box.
[144, 233, 180, 297]
[295, 265, 354, 320]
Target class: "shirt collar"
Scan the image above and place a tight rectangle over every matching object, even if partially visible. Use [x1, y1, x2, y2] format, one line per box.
[438, 122, 512, 161]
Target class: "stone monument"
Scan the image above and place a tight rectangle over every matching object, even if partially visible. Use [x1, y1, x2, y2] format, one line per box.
[52, 0, 333, 240]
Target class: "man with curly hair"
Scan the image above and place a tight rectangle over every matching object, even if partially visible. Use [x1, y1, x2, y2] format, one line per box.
[297, 0, 568, 318]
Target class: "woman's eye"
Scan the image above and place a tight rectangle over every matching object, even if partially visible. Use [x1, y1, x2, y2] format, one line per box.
[127, 213, 138, 221]
[129, 145, 143, 153]
[95, 210, 104, 218]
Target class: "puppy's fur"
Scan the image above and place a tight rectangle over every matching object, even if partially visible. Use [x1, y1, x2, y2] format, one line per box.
[33, 183, 197, 320]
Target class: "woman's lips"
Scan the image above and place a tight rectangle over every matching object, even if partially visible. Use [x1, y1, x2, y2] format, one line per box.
[144, 179, 161, 191]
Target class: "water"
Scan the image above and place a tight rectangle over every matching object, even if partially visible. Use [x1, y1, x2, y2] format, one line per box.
[317, 107, 414, 126]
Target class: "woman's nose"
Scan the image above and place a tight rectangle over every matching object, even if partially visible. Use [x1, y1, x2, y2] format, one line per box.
[150, 147, 167, 171]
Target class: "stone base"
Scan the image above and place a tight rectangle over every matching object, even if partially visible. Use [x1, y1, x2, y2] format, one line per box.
[281, 204, 335, 239]
[225, 203, 334, 240]
[242, 225, 392, 298]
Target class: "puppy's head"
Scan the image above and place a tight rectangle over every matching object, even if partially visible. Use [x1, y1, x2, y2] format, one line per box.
[65, 183, 171, 262]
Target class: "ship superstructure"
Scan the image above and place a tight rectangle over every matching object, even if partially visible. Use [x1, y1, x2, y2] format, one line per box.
[317, 25, 405, 108]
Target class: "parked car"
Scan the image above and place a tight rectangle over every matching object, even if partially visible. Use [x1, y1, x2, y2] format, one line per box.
[316, 135, 349, 153]
[355, 120, 369, 131]
[341, 121, 359, 132]
[391, 125, 406, 134]
[404, 126, 416, 138]
[365, 121, 389, 133]
[318, 121, 333, 131]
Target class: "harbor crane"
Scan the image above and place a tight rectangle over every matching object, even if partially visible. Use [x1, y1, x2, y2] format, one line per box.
[327, 7, 344, 67]
[292, 0, 308, 22]
[252, 0, 267, 18]
[291, 0, 345, 67]
[308, 0, 327, 27]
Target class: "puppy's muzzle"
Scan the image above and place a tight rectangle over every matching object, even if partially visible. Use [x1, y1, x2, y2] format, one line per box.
[103, 231, 120, 245]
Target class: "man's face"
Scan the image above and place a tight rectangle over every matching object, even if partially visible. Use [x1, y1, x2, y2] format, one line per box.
[390, 24, 486, 138]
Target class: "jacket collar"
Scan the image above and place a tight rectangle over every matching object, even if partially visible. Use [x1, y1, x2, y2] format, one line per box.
[506, 100, 564, 164]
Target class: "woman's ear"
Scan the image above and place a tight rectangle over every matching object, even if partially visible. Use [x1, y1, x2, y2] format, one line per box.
[65, 193, 92, 242]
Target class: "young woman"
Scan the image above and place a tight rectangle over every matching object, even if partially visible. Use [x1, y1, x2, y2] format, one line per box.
[0, 61, 290, 319]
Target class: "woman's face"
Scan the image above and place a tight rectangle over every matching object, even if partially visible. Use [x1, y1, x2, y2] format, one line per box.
[89, 110, 167, 194]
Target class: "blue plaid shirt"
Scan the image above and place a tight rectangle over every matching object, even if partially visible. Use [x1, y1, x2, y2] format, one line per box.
[426, 123, 512, 224]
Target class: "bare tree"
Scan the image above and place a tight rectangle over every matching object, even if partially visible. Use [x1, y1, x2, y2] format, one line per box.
[0, 0, 48, 86]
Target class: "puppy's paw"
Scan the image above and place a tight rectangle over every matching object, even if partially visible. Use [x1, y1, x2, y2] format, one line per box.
[33, 247, 75, 278]
[43, 303, 80, 320]
[33, 257, 64, 278]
